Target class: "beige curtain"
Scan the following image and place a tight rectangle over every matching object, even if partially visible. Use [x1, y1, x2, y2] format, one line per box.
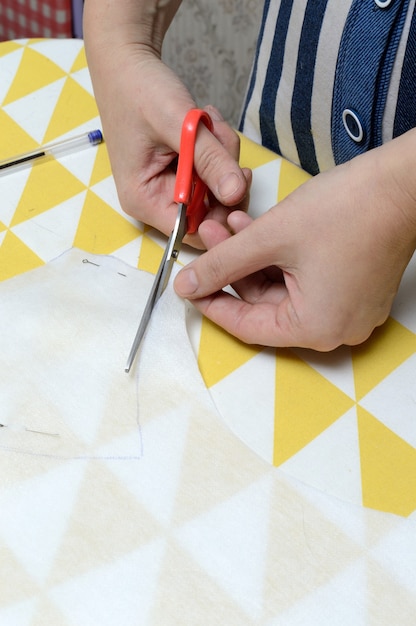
[162, 0, 263, 127]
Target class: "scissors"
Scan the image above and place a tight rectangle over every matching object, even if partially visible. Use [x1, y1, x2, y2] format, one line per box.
[125, 108, 214, 373]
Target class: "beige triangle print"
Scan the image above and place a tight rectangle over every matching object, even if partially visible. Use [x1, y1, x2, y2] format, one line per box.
[48, 461, 163, 586]
[0, 542, 39, 607]
[30, 600, 70, 626]
[151, 539, 253, 625]
[263, 476, 364, 617]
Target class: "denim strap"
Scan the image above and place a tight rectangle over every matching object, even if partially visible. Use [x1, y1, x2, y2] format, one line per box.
[332, 0, 410, 165]
[394, 7, 416, 136]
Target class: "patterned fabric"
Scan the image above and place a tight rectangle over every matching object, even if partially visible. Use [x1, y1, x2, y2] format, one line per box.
[0, 0, 73, 41]
[240, 0, 416, 174]
[1, 38, 416, 519]
[163, 0, 264, 127]
[1, 38, 416, 624]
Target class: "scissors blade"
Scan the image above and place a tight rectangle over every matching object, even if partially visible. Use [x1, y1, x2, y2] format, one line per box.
[124, 203, 187, 373]
[154, 202, 187, 301]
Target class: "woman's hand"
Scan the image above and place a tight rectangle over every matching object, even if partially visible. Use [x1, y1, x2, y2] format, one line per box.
[84, 0, 250, 248]
[174, 131, 416, 349]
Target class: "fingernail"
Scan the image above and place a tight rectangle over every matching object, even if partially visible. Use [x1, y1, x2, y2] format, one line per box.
[175, 268, 199, 296]
[205, 105, 224, 122]
[218, 172, 241, 200]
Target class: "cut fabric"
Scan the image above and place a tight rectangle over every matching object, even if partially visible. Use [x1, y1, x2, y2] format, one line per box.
[1, 37, 416, 622]
[0, 249, 416, 623]
[0, 249, 151, 459]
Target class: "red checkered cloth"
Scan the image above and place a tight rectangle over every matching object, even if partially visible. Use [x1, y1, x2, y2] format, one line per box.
[0, 0, 73, 41]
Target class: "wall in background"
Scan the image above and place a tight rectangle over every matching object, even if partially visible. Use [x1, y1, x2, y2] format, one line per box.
[163, 0, 263, 127]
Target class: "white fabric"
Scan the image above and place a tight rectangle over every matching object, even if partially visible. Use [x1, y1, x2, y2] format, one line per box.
[0, 249, 151, 459]
[1, 249, 416, 623]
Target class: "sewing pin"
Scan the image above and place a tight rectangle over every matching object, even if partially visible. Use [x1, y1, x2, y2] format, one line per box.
[82, 258, 100, 267]
[25, 427, 60, 438]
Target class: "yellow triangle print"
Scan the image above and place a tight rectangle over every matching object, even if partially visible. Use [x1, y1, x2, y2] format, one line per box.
[3, 47, 66, 105]
[10, 159, 86, 227]
[273, 349, 355, 466]
[70, 47, 88, 73]
[0, 41, 23, 58]
[238, 133, 280, 170]
[89, 144, 112, 186]
[138, 234, 164, 274]
[352, 317, 416, 401]
[0, 231, 44, 281]
[0, 221, 6, 233]
[74, 190, 141, 254]
[43, 77, 99, 144]
[198, 317, 262, 388]
[0, 109, 39, 161]
[277, 158, 311, 202]
[358, 406, 416, 516]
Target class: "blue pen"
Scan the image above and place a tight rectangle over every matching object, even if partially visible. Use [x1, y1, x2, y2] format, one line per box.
[0, 129, 103, 175]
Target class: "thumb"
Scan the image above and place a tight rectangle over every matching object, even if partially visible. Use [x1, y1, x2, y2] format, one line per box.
[174, 210, 282, 298]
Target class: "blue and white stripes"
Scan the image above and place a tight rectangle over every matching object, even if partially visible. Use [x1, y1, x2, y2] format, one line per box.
[240, 0, 416, 174]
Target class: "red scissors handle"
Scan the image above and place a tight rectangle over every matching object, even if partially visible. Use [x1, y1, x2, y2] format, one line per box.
[174, 108, 214, 234]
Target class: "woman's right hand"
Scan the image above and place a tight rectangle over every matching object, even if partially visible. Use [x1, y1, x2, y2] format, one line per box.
[84, 0, 250, 247]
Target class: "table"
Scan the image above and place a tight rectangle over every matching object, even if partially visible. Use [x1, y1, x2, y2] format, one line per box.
[1, 38, 416, 625]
